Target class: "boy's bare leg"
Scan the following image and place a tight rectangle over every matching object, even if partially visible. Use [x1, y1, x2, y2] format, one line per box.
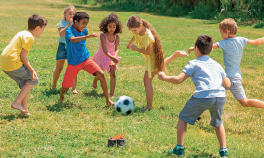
[238, 98, 264, 108]
[60, 87, 69, 102]
[109, 67, 116, 97]
[20, 92, 31, 116]
[215, 123, 226, 148]
[177, 118, 187, 146]
[51, 60, 65, 89]
[11, 82, 34, 113]
[94, 70, 114, 106]
[92, 76, 98, 89]
[72, 76, 78, 94]
[164, 51, 188, 68]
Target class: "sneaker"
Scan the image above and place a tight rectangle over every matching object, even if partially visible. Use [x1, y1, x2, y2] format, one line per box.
[219, 149, 229, 157]
[117, 138, 125, 147]
[107, 137, 117, 147]
[170, 146, 185, 156]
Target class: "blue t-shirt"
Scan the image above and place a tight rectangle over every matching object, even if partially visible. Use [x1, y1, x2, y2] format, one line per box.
[65, 26, 90, 65]
[183, 56, 227, 98]
[58, 19, 72, 44]
[216, 37, 248, 78]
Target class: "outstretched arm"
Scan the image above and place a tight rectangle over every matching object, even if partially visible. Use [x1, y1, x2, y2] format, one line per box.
[69, 33, 99, 43]
[222, 77, 231, 88]
[247, 38, 264, 46]
[158, 71, 190, 84]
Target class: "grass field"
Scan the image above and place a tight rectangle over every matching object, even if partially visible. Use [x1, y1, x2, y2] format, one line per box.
[0, 0, 264, 157]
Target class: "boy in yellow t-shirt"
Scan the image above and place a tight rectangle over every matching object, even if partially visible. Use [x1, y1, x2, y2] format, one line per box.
[1, 14, 47, 115]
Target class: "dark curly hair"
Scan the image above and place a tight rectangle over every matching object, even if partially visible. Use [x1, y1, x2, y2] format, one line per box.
[99, 13, 122, 34]
[73, 12, 89, 24]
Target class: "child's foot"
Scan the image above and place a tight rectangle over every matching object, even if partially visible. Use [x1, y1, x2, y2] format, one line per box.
[110, 94, 114, 98]
[20, 112, 32, 116]
[72, 90, 78, 94]
[141, 107, 152, 111]
[170, 146, 185, 156]
[107, 99, 115, 106]
[219, 149, 229, 157]
[93, 79, 98, 89]
[11, 103, 27, 113]
[59, 89, 64, 102]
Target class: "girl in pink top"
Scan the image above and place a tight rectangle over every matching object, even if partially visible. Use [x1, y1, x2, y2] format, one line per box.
[92, 13, 122, 97]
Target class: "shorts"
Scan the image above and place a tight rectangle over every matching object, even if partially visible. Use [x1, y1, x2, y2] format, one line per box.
[56, 42, 67, 60]
[227, 76, 247, 100]
[179, 96, 225, 127]
[3, 65, 39, 89]
[62, 58, 101, 88]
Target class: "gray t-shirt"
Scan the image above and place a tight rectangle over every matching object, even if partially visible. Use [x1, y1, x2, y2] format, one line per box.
[216, 37, 248, 78]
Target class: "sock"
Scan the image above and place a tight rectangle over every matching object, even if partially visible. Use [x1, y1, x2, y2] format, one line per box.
[177, 144, 184, 149]
[220, 148, 227, 151]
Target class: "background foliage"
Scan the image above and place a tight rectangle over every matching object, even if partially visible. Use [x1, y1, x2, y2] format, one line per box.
[66, 0, 264, 23]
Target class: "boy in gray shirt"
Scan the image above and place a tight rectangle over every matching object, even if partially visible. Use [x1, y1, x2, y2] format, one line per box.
[159, 34, 231, 157]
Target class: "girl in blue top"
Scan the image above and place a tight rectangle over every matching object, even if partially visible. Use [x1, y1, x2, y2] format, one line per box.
[51, 5, 78, 94]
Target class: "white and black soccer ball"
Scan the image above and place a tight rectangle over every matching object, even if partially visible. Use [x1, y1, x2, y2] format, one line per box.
[114, 96, 134, 115]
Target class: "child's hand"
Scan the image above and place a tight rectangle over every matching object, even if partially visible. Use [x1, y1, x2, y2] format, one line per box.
[158, 72, 166, 81]
[131, 45, 138, 51]
[110, 56, 119, 64]
[188, 47, 195, 54]
[174, 51, 189, 57]
[68, 18, 73, 26]
[127, 44, 132, 50]
[90, 33, 100, 38]
[31, 71, 37, 81]
[110, 61, 115, 67]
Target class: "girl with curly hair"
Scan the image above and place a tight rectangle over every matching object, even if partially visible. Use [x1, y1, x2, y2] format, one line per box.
[126, 15, 188, 111]
[92, 13, 122, 97]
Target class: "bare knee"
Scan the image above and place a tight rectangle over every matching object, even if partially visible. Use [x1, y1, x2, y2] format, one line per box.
[95, 70, 106, 80]
[238, 99, 249, 107]
[55, 66, 63, 73]
[60, 87, 69, 93]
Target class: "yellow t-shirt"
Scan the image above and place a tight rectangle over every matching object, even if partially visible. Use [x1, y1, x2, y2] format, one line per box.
[134, 29, 155, 78]
[1, 30, 34, 71]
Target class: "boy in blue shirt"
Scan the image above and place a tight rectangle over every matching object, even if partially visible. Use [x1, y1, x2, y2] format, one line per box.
[190, 18, 264, 109]
[158, 34, 231, 157]
[60, 12, 115, 106]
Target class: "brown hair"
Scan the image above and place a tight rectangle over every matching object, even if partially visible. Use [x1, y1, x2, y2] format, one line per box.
[28, 14, 47, 30]
[195, 34, 213, 55]
[127, 15, 164, 71]
[219, 18, 237, 34]
[99, 13, 122, 34]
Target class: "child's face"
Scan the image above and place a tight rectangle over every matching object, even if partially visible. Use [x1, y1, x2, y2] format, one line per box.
[35, 25, 45, 38]
[74, 18, 89, 32]
[220, 29, 229, 40]
[128, 27, 141, 34]
[107, 22, 116, 34]
[64, 9, 75, 23]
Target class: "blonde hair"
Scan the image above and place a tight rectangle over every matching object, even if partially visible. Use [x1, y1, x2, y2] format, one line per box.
[219, 18, 237, 34]
[63, 5, 76, 20]
[127, 15, 164, 71]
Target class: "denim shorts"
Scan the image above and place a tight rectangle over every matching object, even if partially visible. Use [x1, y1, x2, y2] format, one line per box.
[227, 76, 246, 100]
[56, 42, 67, 60]
[179, 96, 225, 127]
[3, 65, 39, 89]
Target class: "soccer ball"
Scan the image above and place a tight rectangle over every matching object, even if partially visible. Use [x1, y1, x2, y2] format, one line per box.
[114, 96, 134, 115]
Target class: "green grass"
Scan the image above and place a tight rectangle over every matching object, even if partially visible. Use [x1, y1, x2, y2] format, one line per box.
[0, 0, 264, 157]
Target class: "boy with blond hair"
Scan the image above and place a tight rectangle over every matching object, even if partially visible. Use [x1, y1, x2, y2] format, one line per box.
[190, 18, 264, 108]
[159, 34, 231, 157]
[1, 14, 47, 115]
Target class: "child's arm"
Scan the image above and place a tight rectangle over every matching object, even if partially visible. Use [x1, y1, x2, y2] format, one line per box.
[110, 35, 120, 66]
[127, 36, 135, 49]
[20, 48, 37, 81]
[100, 34, 118, 63]
[158, 71, 189, 84]
[59, 19, 73, 37]
[69, 33, 99, 43]
[222, 77, 231, 88]
[247, 37, 264, 46]
[131, 42, 153, 56]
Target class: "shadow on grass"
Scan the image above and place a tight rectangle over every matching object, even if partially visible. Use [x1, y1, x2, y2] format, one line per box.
[46, 100, 82, 112]
[84, 89, 104, 98]
[42, 88, 60, 97]
[0, 113, 29, 122]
